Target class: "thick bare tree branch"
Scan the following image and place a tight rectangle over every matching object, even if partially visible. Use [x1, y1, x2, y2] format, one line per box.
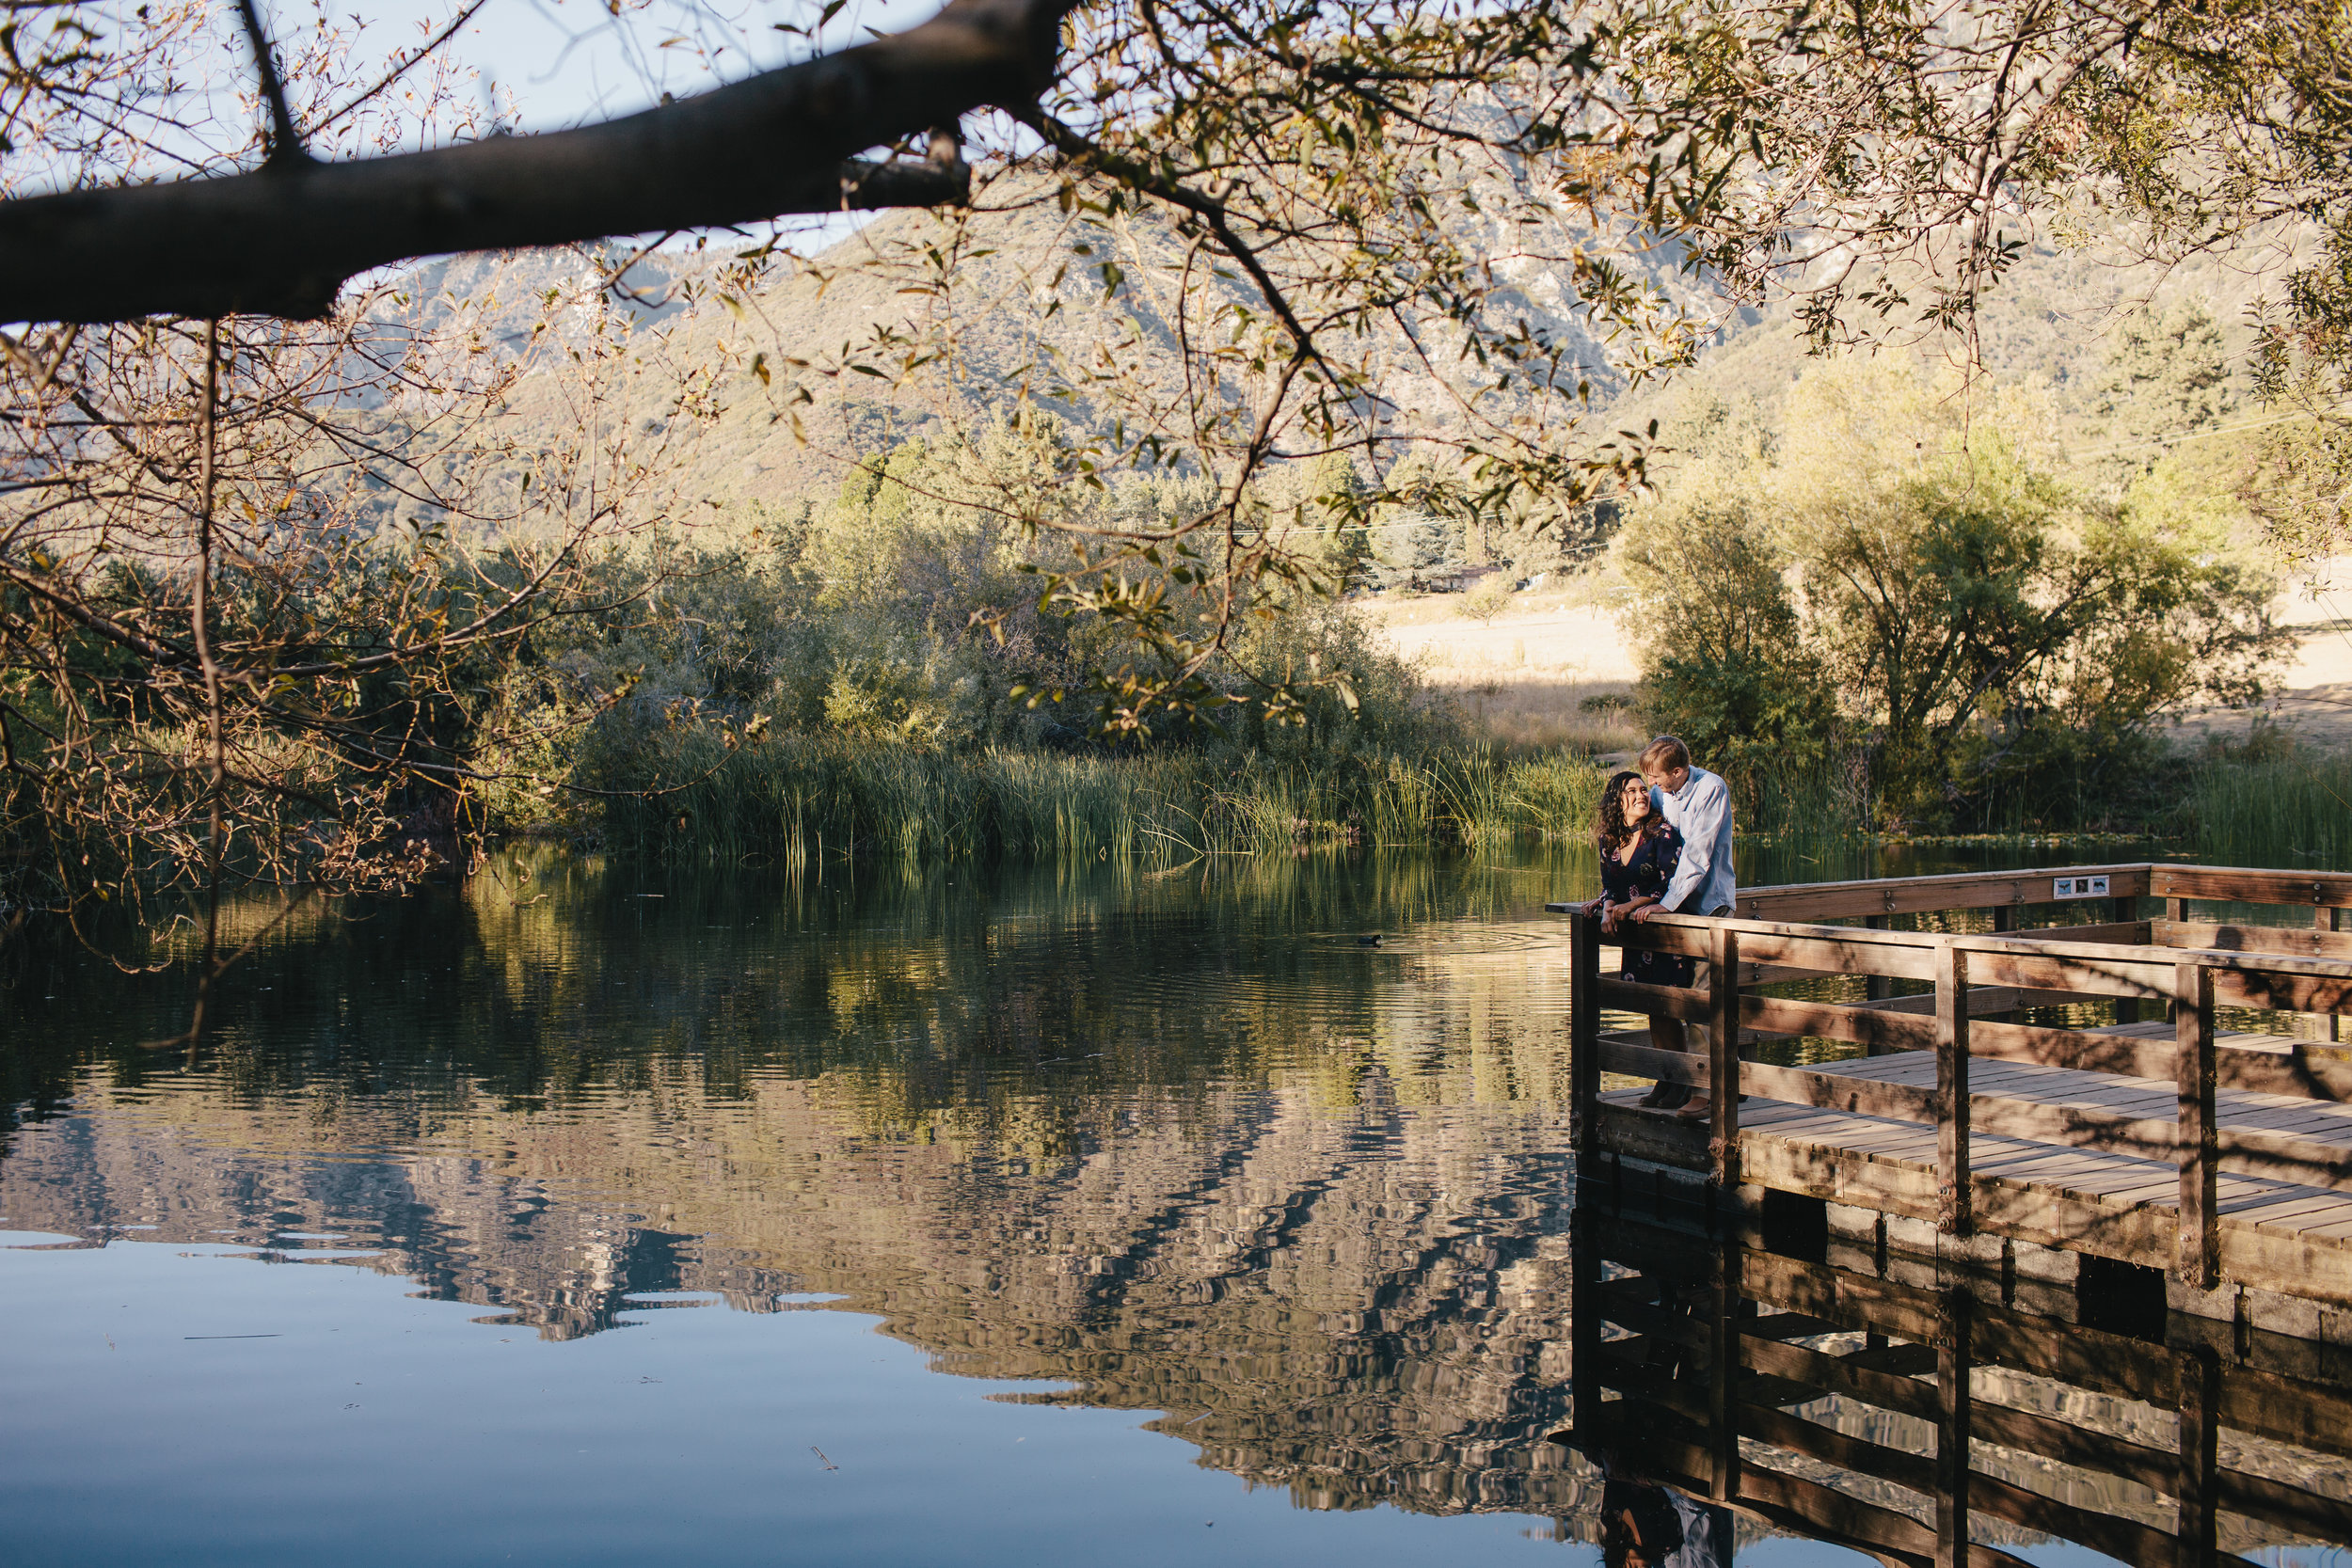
[0, 0, 1074, 325]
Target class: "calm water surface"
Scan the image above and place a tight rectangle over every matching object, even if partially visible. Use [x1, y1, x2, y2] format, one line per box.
[3, 842, 2339, 1565]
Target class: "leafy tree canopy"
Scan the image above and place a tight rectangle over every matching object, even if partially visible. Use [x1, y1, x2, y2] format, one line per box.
[1618, 356, 2285, 830]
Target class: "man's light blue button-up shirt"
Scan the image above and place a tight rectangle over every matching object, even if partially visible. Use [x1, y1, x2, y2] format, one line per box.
[1652, 766, 1736, 915]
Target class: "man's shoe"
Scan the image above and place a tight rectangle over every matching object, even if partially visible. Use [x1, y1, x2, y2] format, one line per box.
[1676, 1096, 1713, 1121]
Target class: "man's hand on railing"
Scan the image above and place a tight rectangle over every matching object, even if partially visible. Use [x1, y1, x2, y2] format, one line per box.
[1605, 898, 1666, 934]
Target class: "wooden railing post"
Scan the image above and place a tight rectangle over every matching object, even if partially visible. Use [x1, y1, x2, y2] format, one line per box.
[1570, 911, 1601, 1155]
[2114, 895, 2141, 1025]
[2176, 961, 2218, 1291]
[1935, 939, 1972, 1236]
[2325, 907, 2344, 1044]
[1864, 913, 1893, 1006]
[1708, 924, 1740, 1193]
[1934, 1287, 1973, 1568]
[2165, 895, 2188, 1025]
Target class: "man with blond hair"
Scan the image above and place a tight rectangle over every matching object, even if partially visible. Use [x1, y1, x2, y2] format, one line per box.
[1625, 736, 1736, 1118]
[1626, 736, 1735, 922]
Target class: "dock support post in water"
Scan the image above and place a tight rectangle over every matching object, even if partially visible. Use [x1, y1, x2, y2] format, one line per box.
[1569, 911, 1600, 1157]
[1935, 1287, 1972, 1568]
[1707, 1236, 1738, 1504]
[1934, 940, 1972, 1236]
[2175, 1344, 2220, 1568]
[1569, 1221, 1599, 1435]
[2176, 961, 2218, 1290]
[1708, 925, 1740, 1193]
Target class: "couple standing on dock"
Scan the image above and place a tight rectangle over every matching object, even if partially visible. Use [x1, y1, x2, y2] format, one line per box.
[1576, 735, 1736, 1121]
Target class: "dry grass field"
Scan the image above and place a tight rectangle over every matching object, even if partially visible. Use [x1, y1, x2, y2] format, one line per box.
[1353, 588, 1648, 754]
[2175, 557, 2352, 749]
[1364, 562, 2352, 754]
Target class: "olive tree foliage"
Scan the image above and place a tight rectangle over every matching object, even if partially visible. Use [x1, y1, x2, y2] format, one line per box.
[0, 10, 722, 1022]
[0, 0, 1802, 738]
[1613, 473, 1839, 785]
[1615, 0, 2352, 550]
[770, 0, 1738, 734]
[5, 0, 2349, 959]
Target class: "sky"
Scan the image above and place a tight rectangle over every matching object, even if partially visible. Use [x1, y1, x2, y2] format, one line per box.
[342, 0, 941, 135]
[216, 0, 950, 259]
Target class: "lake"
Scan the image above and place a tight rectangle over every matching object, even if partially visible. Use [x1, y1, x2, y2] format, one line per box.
[6, 842, 2348, 1565]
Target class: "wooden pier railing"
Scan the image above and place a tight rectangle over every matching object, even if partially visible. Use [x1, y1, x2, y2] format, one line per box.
[1553, 863, 2352, 1297]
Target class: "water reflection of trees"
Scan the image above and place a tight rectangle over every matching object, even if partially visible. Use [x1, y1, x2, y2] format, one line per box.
[2, 849, 1611, 1524]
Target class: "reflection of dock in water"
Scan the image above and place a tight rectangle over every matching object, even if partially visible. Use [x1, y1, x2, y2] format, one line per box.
[1565, 1200, 2352, 1565]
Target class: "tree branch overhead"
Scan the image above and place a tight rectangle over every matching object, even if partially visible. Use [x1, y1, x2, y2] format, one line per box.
[0, 0, 1076, 325]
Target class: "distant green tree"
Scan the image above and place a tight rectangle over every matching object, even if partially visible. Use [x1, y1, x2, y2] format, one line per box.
[1460, 575, 1515, 625]
[1257, 451, 1375, 595]
[1773, 360, 2282, 829]
[1614, 356, 2286, 830]
[2087, 303, 2239, 498]
[1613, 472, 1843, 783]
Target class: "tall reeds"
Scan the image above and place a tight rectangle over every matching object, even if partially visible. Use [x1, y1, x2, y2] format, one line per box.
[600, 723, 2352, 874]
[2188, 751, 2352, 871]
[592, 735, 1622, 863]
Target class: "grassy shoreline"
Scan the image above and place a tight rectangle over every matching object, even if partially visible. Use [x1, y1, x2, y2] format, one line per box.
[562, 733, 2352, 875]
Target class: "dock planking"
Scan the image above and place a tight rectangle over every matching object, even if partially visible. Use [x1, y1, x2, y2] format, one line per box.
[1603, 1086, 2352, 1245]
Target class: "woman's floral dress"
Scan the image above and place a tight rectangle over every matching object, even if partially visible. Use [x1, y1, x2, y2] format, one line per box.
[1601, 824, 1695, 987]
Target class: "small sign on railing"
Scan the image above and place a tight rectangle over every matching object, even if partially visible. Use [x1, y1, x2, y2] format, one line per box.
[2053, 874, 2110, 899]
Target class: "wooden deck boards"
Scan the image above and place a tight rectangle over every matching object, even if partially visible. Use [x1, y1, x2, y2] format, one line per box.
[1804, 1043, 2352, 1142]
[1606, 1087, 2352, 1245]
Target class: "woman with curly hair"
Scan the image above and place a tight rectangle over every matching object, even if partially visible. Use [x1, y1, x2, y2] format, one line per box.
[1578, 769, 1697, 1108]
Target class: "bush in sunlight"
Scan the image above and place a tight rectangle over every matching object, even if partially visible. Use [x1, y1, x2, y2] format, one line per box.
[1612, 355, 2287, 833]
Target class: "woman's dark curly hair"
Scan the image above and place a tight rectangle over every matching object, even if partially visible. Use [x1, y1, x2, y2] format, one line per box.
[1595, 768, 1665, 852]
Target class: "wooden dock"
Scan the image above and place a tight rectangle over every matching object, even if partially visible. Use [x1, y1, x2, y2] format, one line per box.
[1552, 863, 2352, 1310]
